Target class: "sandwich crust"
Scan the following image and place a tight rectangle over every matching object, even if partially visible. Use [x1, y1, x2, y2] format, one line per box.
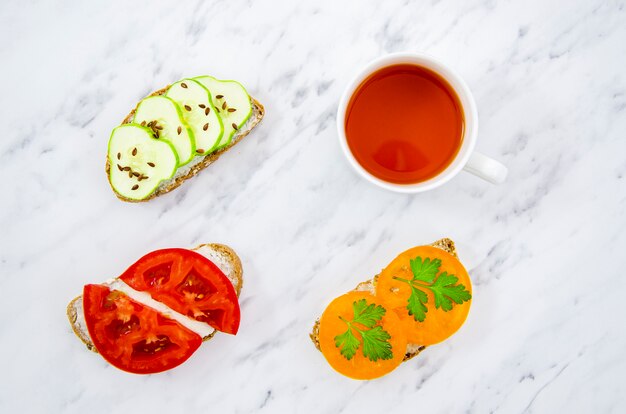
[310, 238, 459, 362]
[105, 86, 265, 202]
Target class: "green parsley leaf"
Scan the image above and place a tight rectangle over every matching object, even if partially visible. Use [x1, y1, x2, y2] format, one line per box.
[334, 326, 360, 360]
[394, 256, 472, 322]
[334, 299, 393, 361]
[351, 299, 386, 328]
[407, 285, 429, 322]
[429, 271, 472, 311]
[360, 325, 393, 361]
[410, 256, 441, 283]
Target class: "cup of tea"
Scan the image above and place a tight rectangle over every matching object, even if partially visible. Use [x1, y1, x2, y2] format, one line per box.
[337, 52, 508, 193]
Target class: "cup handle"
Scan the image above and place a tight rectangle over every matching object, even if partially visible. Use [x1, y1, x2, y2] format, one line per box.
[463, 151, 508, 184]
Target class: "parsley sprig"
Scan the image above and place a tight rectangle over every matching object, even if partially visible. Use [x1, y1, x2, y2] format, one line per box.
[334, 299, 393, 361]
[393, 256, 471, 322]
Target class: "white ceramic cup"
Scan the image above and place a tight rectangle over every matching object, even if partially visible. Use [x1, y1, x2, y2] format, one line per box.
[337, 52, 508, 193]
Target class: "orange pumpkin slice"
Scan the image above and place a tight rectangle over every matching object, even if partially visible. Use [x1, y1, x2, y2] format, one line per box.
[376, 245, 472, 346]
[318, 291, 407, 380]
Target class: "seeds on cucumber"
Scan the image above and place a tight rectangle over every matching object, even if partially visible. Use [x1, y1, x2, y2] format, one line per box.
[194, 76, 253, 149]
[165, 79, 223, 156]
[108, 124, 178, 201]
[133, 96, 195, 166]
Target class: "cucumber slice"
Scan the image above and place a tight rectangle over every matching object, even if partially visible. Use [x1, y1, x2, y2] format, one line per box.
[133, 96, 195, 166]
[193, 76, 253, 149]
[108, 124, 178, 201]
[165, 79, 223, 155]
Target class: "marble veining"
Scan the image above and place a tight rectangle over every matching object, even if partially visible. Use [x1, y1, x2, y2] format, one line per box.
[1, 0, 625, 413]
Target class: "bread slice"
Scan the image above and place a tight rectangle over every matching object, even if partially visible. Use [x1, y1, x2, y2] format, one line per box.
[309, 238, 459, 362]
[105, 86, 265, 203]
[67, 243, 243, 353]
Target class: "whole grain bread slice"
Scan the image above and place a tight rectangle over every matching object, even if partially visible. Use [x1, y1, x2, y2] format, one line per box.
[309, 238, 459, 362]
[106, 86, 265, 202]
[67, 243, 243, 353]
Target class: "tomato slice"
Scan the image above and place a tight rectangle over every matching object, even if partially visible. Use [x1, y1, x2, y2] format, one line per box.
[318, 291, 407, 380]
[119, 249, 240, 335]
[83, 284, 202, 374]
[376, 245, 472, 346]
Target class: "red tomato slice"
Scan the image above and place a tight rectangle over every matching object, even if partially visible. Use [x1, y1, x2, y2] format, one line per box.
[83, 284, 202, 374]
[119, 249, 240, 335]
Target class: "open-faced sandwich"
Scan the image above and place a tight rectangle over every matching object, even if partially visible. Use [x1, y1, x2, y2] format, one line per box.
[67, 243, 242, 374]
[310, 238, 472, 380]
[107, 76, 264, 202]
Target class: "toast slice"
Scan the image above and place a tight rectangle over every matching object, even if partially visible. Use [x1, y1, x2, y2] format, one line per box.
[105, 86, 265, 203]
[309, 238, 458, 361]
[67, 243, 243, 353]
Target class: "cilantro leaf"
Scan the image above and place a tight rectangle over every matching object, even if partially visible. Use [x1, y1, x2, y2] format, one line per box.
[410, 256, 441, 283]
[359, 325, 393, 361]
[393, 256, 472, 322]
[407, 285, 429, 322]
[351, 299, 386, 328]
[334, 326, 360, 360]
[429, 272, 472, 311]
[334, 299, 394, 361]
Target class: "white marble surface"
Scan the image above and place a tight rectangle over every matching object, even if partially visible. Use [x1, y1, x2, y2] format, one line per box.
[1, 0, 625, 412]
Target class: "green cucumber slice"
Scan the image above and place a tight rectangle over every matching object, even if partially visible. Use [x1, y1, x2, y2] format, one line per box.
[108, 124, 178, 201]
[193, 76, 253, 149]
[165, 79, 223, 155]
[133, 96, 195, 166]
